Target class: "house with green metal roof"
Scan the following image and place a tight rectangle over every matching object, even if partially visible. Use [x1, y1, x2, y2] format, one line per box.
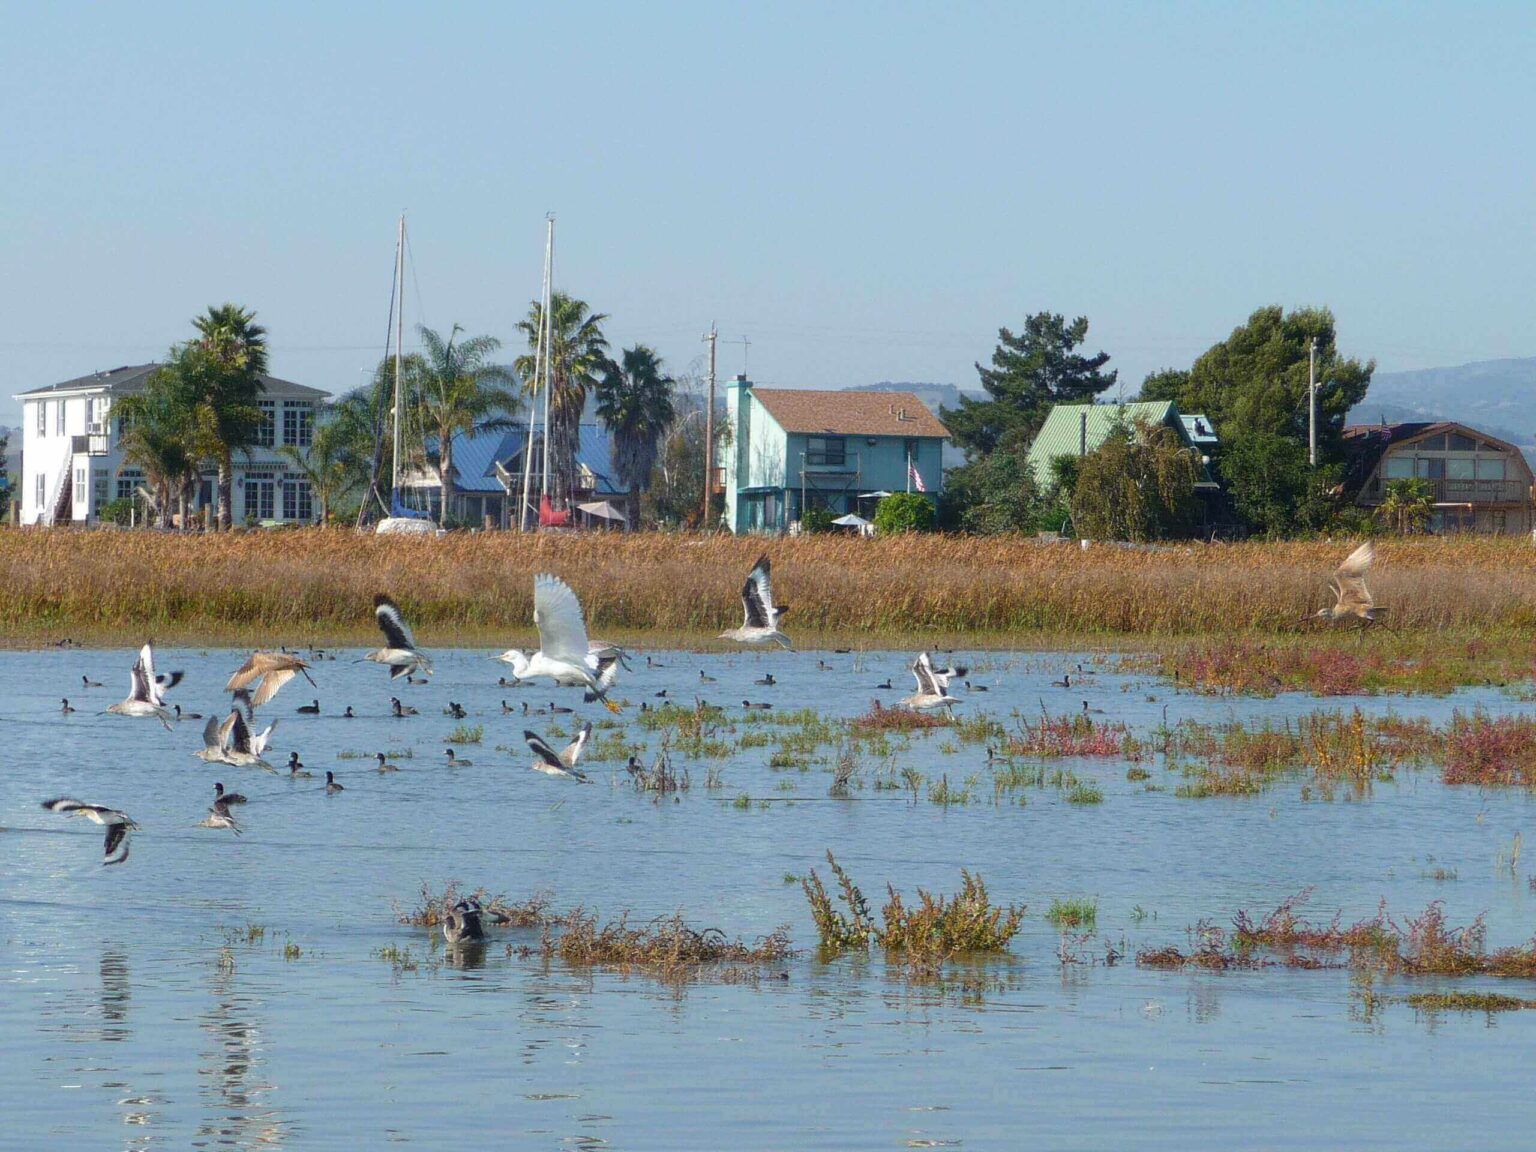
[1025, 400, 1214, 490]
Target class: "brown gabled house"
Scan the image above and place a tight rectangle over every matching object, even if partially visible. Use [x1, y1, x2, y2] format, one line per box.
[1342, 421, 1535, 534]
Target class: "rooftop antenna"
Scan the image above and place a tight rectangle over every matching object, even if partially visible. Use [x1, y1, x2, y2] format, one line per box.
[724, 334, 751, 377]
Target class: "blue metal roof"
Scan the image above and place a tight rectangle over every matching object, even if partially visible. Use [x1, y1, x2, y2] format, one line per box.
[438, 424, 622, 495]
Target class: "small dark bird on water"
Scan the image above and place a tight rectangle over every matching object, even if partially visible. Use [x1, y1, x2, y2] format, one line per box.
[445, 702, 467, 719]
[498, 676, 520, 688]
[214, 782, 247, 806]
[445, 748, 473, 767]
[174, 704, 203, 721]
[60, 698, 75, 714]
[699, 670, 717, 683]
[655, 689, 668, 699]
[647, 656, 666, 669]
[965, 680, 989, 693]
[342, 706, 355, 719]
[874, 679, 892, 690]
[82, 675, 103, 688]
[548, 701, 573, 715]
[502, 700, 515, 714]
[754, 673, 776, 687]
[287, 752, 311, 778]
[325, 771, 344, 794]
[391, 697, 418, 717]
[1051, 673, 1072, 689]
[297, 699, 320, 714]
[742, 699, 772, 710]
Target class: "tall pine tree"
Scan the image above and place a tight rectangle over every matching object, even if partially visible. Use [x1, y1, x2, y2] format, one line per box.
[942, 313, 1116, 457]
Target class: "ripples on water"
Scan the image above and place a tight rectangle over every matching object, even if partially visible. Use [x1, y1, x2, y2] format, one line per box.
[4, 646, 1536, 1148]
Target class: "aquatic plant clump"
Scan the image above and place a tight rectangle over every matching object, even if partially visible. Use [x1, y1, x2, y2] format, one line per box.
[802, 852, 1024, 969]
[398, 882, 551, 929]
[540, 909, 792, 983]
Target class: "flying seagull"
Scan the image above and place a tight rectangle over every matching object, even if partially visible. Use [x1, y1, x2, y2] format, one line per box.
[224, 651, 317, 709]
[41, 798, 137, 866]
[718, 555, 790, 648]
[364, 595, 433, 679]
[496, 576, 621, 712]
[107, 643, 182, 729]
[524, 721, 592, 782]
[1314, 542, 1389, 629]
[898, 651, 965, 713]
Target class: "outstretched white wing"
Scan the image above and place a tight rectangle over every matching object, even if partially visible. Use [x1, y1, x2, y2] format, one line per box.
[562, 721, 593, 768]
[534, 575, 592, 665]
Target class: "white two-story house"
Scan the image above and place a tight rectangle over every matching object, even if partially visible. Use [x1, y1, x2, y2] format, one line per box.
[14, 364, 330, 526]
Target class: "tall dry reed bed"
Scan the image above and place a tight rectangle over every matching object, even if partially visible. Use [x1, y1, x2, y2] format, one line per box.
[3, 528, 1535, 643]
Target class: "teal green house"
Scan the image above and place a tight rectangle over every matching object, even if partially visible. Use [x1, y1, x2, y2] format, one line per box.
[1024, 400, 1215, 489]
[723, 378, 950, 533]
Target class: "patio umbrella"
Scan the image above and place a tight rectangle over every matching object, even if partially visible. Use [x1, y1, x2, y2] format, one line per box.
[831, 513, 870, 527]
[577, 501, 628, 523]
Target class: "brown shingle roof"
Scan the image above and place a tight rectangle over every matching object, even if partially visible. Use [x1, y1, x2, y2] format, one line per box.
[750, 388, 949, 439]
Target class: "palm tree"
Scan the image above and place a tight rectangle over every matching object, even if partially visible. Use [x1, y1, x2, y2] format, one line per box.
[115, 382, 194, 530]
[1378, 477, 1434, 535]
[279, 404, 362, 526]
[515, 293, 609, 510]
[595, 346, 676, 527]
[350, 354, 428, 527]
[416, 325, 520, 526]
[182, 304, 269, 530]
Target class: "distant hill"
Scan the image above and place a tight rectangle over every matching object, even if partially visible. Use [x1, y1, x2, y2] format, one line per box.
[1350, 358, 1536, 450]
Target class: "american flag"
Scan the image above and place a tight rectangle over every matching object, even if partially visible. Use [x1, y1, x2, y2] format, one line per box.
[908, 458, 926, 493]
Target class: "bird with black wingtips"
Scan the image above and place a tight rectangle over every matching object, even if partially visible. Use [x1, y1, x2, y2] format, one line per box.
[226, 651, 317, 709]
[41, 798, 137, 866]
[496, 575, 623, 712]
[718, 556, 790, 648]
[898, 652, 964, 713]
[107, 642, 180, 729]
[442, 898, 486, 944]
[524, 721, 592, 782]
[364, 594, 433, 679]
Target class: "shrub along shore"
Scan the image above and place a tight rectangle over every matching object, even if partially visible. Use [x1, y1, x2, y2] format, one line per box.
[1, 528, 1533, 650]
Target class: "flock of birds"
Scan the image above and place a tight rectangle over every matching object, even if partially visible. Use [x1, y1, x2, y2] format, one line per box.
[39, 544, 1387, 938]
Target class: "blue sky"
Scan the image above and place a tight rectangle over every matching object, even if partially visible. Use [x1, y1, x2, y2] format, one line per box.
[3, 2, 1534, 424]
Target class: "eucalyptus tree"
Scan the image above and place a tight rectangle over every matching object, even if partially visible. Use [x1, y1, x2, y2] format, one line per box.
[416, 325, 520, 525]
[595, 345, 676, 526]
[515, 293, 609, 509]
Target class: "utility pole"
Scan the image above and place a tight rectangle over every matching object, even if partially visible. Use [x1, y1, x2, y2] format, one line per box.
[1308, 336, 1318, 467]
[702, 323, 717, 530]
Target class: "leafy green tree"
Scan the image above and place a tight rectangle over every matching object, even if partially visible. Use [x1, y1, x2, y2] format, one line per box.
[942, 314, 1116, 457]
[1378, 477, 1433, 535]
[801, 505, 837, 534]
[1070, 419, 1199, 541]
[595, 345, 676, 527]
[417, 325, 519, 525]
[279, 403, 364, 525]
[187, 303, 269, 530]
[515, 292, 610, 510]
[1220, 430, 1344, 537]
[942, 448, 1041, 534]
[874, 492, 936, 534]
[115, 376, 196, 530]
[0, 427, 10, 507]
[1137, 305, 1373, 458]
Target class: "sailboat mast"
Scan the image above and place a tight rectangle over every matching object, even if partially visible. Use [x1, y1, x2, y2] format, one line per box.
[519, 216, 553, 531]
[539, 217, 555, 505]
[391, 213, 406, 496]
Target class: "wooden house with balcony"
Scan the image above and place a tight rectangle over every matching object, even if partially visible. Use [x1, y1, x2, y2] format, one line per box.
[722, 377, 948, 533]
[13, 364, 328, 525]
[1342, 420, 1535, 534]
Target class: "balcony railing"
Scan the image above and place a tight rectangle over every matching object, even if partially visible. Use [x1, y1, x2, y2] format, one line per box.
[71, 433, 111, 456]
[1365, 477, 1531, 504]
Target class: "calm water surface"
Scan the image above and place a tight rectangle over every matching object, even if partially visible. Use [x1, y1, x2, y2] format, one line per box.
[4, 646, 1535, 1148]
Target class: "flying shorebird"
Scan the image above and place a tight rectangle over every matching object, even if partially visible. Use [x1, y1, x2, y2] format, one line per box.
[718, 555, 790, 648]
[363, 595, 433, 680]
[107, 643, 182, 729]
[496, 642, 628, 705]
[225, 652, 317, 709]
[196, 709, 277, 769]
[524, 721, 592, 782]
[1313, 541, 1389, 629]
[41, 798, 137, 866]
[898, 651, 965, 713]
[199, 798, 242, 835]
[495, 576, 622, 712]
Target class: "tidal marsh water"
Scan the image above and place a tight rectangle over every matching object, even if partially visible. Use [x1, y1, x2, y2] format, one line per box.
[4, 646, 1536, 1149]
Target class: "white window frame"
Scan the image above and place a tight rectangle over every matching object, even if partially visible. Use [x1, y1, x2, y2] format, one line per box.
[56, 399, 66, 436]
[36, 402, 46, 437]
